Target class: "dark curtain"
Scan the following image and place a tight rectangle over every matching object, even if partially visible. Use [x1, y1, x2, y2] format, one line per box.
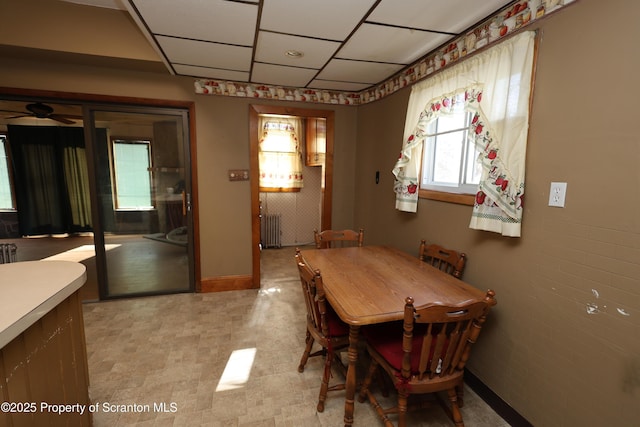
[8, 125, 93, 236]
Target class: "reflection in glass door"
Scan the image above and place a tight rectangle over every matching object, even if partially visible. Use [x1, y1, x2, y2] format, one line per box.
[88, 107, 193, 298]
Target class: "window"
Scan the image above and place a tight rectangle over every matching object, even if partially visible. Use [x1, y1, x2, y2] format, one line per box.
[112, 138, 153, 209]
[0, 134, 15, 210]
[258, 115, 304, 192]
[393, 31, 536, 237]
[421, 111, 481, 195]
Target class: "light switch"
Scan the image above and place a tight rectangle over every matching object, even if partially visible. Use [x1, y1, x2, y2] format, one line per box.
[228, 169, 249, 181]
[548, 182, 567, 207]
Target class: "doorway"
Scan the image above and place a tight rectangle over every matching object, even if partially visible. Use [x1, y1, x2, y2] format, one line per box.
[87, 106, 194, 298]
[249, 105, 334, 286]
[0, 92, 198, 299]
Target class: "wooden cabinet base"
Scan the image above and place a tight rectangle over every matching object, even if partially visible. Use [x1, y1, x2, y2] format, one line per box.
[0, 291, 91, 426]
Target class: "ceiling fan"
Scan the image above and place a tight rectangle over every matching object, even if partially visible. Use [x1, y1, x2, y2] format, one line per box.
[0, 102, 83, 124]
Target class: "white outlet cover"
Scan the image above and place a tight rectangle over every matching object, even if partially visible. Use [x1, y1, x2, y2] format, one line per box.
[549, 182, 567, 207]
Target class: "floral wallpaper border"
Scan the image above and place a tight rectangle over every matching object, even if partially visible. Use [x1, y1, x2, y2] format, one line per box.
[194, 0, 576, 106]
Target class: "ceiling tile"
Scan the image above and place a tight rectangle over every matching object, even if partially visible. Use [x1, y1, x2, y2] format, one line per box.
[172, 64, 250, 82]
[316, 59, 403, 85]
[54, 0, 529, 96]
[338, 23, 453, 64]
[254, 32, 341, 69]
[132, 0, 258, 45]
[369, 0, 513, 33]
[260, 0, 377, 40]
[251, 63, 318, 87]
[157, 36, 252, 70]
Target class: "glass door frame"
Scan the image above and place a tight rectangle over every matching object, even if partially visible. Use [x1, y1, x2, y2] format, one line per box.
[84, 103, 195, 299]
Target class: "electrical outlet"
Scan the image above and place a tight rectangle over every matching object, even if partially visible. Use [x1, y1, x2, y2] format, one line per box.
[548, 182, 567, 207]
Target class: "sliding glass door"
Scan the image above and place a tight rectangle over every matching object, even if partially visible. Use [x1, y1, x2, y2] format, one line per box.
[87, 106, 193, 298]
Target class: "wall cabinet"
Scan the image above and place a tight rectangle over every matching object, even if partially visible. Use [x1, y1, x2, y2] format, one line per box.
[305, 117, 326, 166]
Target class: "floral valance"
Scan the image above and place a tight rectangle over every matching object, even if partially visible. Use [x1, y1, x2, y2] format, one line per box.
[258, 116, 304, 190]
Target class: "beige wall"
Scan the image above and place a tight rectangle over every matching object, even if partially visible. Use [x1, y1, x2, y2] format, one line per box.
[355, 0, 640, 425]
[190, 95, 357, 276]
[1, 0, 638, 424]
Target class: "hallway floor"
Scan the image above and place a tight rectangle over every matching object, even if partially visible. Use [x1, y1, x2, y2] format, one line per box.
[82, 246, 509, 426]
[3, 234, 189, 301]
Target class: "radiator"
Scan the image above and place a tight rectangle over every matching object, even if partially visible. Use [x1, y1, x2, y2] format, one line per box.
[0, 243, 17, 264]
[261, 214, 282, 248]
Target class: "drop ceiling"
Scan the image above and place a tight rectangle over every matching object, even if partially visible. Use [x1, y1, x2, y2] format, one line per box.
[62, 0, 515, 92]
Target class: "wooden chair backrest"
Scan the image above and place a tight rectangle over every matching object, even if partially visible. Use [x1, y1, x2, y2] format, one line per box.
[418, 240, 467, 279]
[295, 250, 329, 338]
[401, 291, 495, 383]
[314, 228, 364, 249]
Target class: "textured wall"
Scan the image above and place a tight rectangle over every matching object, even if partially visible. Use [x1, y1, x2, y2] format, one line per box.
[2, 0, 638, 423]
[354, 0, 640, 425]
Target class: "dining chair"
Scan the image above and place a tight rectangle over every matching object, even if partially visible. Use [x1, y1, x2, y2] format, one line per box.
[358, 290, 496, 427]
[314, 228, 364, 249]
[295, 249, 350, 412]
[418, 240, 467, 279]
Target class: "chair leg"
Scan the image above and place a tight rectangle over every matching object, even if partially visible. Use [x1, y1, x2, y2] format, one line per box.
[298, 331, 314, 373]
[317, 349, 333, 412]
[447, 387, 464, 427]
[359, 359, 395, 427]
[397, 388, 409, 427]
[357, 357, 378, 403]
[456, 384, 464, 407]
[376, 366, 390, 397]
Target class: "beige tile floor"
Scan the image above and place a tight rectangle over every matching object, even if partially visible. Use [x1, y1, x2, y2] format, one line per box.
[4, 234, 190, 301]
[83, 246, 509, 426]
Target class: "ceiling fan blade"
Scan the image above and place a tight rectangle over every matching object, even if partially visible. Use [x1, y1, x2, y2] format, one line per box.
[3, 114, 30, 120]
[57, 114, 84, 119]
[0, 109, 28, 115]
[49, 114, 76, 125]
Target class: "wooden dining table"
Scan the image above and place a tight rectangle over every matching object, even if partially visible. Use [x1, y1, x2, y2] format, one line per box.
[299, 245, 492, 427]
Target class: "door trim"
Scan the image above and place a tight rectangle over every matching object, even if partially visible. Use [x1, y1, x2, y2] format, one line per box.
[249, 104, 334, 288]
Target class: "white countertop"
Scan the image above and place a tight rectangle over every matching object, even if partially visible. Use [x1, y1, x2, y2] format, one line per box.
[0, 260, 87, 348]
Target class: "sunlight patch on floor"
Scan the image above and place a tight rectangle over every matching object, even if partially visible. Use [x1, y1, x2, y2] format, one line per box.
[43, 244, 121, 262]
[215, 348, 257, 392]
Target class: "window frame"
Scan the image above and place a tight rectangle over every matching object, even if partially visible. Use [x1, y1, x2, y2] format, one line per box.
[0, 133, 17, 211]
[418, 188, 475, 205]
[421, 111, 480, 192]
[418, 111, 477, 206]
[110, 137, 154, 211]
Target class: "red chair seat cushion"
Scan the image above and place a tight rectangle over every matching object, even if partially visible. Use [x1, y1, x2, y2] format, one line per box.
[326, 305, 349, 337]
[363, 323, 446, 373]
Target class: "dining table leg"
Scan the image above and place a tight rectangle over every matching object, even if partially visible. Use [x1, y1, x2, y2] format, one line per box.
[343, 324, 360, 427]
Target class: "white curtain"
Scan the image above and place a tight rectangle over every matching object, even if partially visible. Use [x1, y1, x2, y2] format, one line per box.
[258, 116, 304, 190]
[393, 31, 536, 237]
